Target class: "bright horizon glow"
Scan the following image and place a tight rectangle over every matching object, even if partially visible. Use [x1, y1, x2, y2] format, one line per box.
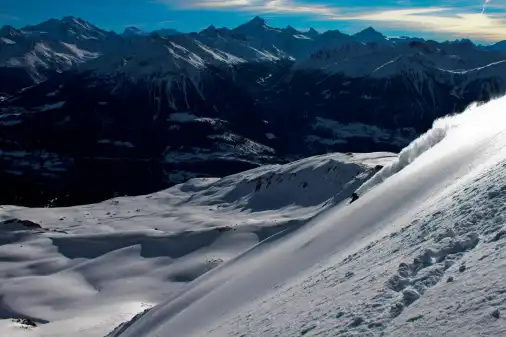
[1, 0, 506, 43]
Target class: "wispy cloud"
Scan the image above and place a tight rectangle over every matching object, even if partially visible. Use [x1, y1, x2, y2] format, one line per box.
[333, 7, 506, 41]
[0, 13, 19, 21]
[249, 0, 335, 16]
[189, 0, 252, 8]
[157, 0, 338, 17]
[156, 0, 506, 41]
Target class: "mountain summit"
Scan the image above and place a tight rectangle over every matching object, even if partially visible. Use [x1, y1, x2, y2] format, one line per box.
[353, 26, 388, 43]
[0, 25, 23, 38]
[284, 25, 301, 35]
[122, 26, 146, 37]
[232, 16, 275, 36]
[306, 27, 320, 38]
[248, 16, 267, 26]
[23, 16, 110, 40]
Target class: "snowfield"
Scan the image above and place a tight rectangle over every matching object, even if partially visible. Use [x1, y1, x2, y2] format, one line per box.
[2, 97, 506, 337]
[0, 152, 393, 336]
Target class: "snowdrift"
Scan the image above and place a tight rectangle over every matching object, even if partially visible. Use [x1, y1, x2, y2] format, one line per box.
[112, 95, 506, 337]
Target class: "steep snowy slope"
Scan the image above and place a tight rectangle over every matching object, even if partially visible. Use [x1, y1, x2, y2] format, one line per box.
[0, 152, 393, 337]
[111, 95, 506, 337]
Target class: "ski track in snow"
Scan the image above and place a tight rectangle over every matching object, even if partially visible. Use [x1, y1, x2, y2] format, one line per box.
[0, 153, 392, 336]
[111, 95, 506, 337]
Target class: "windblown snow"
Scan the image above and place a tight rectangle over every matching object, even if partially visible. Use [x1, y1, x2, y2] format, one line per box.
[2, 96, 506, 337]
[356, 101, 486, 196]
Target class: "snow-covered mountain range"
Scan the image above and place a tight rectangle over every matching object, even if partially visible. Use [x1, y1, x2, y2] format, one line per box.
[2, 95, 506, 336]
[2, 16, 506, 206]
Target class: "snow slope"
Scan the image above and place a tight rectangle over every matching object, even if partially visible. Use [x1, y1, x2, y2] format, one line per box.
[0, 152, 393, 336]
[112, 95, 506, 337]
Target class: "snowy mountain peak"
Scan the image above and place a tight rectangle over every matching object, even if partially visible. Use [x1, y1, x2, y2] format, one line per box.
[0, 25, 23, 38]
[123, 26, 146, 37]
[61, 16, 92, 28]
[23, 16, 110, 40]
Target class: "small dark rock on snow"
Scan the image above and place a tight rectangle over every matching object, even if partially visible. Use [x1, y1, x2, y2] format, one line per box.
[491, 230, 506, 242]
[390, 302, 404, 317]
[349, 317, 364, 327]
[459, 264, 466, 272]
[15, 318, 37, 327]
[447, 276, 454, 283]
[406, 314, 424, 323]
[402, 288, 420, 305]
[3, 219, 42, 229]
[492, 309, 500, 319]
[300, 324, 317, 335]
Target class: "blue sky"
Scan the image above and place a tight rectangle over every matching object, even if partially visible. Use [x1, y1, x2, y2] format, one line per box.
[1, 0, 506, 42]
